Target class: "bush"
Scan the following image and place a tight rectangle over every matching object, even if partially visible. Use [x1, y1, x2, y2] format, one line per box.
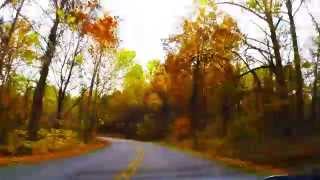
[3, 129, 80, 156]
[6, 129, 27, 155]
[36, 129, 79, 152]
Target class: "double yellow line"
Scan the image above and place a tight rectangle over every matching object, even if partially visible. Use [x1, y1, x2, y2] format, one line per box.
[114, 143, 145, 180]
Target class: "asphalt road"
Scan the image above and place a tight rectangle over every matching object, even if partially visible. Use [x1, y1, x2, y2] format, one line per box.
[0, 138, 267, 180]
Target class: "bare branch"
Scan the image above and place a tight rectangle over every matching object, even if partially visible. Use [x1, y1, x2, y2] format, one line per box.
[216, 1, 267, 21]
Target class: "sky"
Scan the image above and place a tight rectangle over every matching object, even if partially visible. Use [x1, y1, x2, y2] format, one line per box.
[101, 0, 195, 66]
[100, 0, 320, 66]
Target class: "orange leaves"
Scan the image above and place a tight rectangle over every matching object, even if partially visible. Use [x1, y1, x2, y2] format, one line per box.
[87, 0, 99, 8]
[61, 0, 118, 47]
[82, 16, 118, 47]
[70, 10, 88, 25]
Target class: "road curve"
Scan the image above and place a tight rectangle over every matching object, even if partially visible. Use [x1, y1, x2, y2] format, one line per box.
[0, 138, 267, 180]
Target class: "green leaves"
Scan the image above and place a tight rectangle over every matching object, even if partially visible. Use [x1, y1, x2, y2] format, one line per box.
[115, 49, 136, 71]
[125, 64, 144, 82]
[75, 53, 84, 65]
[21, 50, 37, 63]
[147, 59, 161, 77]
[247, 0, 257, 9]
[24, 32, 40, 47]
[198, 0, 208, 6]
[302, 61, 312, 69]
[57, 9, 65, 20]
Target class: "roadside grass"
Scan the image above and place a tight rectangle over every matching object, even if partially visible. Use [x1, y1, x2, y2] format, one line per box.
[0, 137, 109, 167]
[157, 142, 272, 177]
[156, 137, 320, 176]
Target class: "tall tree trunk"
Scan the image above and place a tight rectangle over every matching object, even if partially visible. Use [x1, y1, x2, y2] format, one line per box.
[310, 13, 320, 123]
[189, 58, 203, 148]
[28, 13, 61, 140]
[265, 10, 289, 136]
[311, 52, 319, 122]
[84, 50, 102, 143]
[286, 0, 304, 123]
[266, 14, 288, 99]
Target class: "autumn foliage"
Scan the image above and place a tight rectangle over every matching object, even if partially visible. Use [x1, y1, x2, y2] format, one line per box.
[82, 16, 118, 46]
[172, 117, 191, 140]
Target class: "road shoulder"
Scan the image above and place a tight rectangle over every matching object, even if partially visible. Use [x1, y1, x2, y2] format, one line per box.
[157, 141, 286, 176]
[0, 138, 109, 167]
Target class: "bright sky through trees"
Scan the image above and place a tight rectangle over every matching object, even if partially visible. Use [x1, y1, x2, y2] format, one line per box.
[101, 0, 195, 65]
[1, 0, 319, 67]
[102, 0, 320, 66]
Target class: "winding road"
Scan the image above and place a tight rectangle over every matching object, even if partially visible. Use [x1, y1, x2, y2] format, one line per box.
[0, 138, 267, 180]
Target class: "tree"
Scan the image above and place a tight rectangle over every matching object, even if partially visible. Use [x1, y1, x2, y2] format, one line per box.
[28, 0, 100, 140]
[164, 1, 242, 143]
[53, 32, 84, 128]
[285, 0, 304, 122]
[217, 0, 293, 135]
[28, 0, 69, 140]
[0, 0, 26, 82]
[309, 12, 320, 122]
[83, 14, 118, 141]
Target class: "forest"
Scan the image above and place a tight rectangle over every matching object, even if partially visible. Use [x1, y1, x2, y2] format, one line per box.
[0, 0, 320, 170]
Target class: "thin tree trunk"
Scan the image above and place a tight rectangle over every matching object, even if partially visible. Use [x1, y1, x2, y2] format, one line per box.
[54, 36, 81, 127]
[0, 0, 25, 82]
[55, 87, 64, 128]
[310, 12, 320, 123]
[311, 53, 319, 121]
[265, 9, 289, 136]
[84, 50, 102, 143]
[286, 0, 304, 123]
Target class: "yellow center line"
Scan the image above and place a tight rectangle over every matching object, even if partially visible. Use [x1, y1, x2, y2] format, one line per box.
[114, 143, 145, 180]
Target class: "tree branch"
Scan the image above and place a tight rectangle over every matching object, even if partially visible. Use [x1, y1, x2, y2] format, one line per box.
[216, 1, 267, 21]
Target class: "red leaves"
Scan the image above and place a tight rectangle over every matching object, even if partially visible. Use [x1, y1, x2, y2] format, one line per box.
[82, 16, 118, 47]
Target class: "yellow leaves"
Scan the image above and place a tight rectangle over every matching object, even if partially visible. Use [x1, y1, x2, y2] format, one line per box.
[1, 19, 39, 63]
[7, 0, 22, 7]
[21, 50, 37, 63]
[246, 0, 282, 14]
[221, 15, 236, 29]
[164, 3, 242, 112]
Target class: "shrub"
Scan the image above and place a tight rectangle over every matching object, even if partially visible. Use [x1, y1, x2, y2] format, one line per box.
[3, 128, 80, 156]
[37, 129, 79, 152]
[6, 129, 28, 155]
